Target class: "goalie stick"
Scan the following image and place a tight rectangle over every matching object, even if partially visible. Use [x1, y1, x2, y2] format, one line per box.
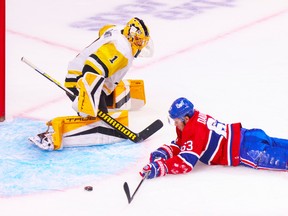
[21, 57, 163, 143]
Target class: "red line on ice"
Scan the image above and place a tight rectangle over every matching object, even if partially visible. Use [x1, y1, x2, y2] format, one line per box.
[133, 7, 288, 70]
[7, 29, 79, 53]
[8, 7, 288, 118]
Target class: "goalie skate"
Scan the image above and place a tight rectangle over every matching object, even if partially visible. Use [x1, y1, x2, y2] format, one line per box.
[28, 132, 54, 151]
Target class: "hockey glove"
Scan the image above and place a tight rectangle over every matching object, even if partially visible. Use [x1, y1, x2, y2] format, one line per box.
[150, 145, 173, 162]
[140, 160, 168, 179]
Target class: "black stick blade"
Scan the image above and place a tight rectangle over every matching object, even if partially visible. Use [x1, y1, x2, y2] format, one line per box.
[137, 119, 163, 142]
[123, 182, 131, 204]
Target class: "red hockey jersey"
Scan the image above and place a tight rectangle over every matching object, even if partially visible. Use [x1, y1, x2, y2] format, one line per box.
[164, 110, 242, 175]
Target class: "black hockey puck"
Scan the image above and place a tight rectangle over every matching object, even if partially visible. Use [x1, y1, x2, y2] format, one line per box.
[84, 186, 93, 191]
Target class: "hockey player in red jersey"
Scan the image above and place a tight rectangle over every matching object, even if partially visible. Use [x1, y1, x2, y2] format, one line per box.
[140, 97, 288, 179]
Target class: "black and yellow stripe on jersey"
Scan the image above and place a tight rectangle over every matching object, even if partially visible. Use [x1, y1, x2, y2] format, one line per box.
[65, 43, 129, 93]
[83, 43, 128, 78]
[64, 70, 82, 93]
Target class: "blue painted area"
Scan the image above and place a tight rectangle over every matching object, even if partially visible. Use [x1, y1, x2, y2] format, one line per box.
[0, 118, 141, 197]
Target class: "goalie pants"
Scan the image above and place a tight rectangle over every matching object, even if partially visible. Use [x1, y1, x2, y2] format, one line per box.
[239, 128, 288, 171]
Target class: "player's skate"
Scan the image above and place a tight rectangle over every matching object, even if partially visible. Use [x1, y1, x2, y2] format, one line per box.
[28, 131, 54, 151]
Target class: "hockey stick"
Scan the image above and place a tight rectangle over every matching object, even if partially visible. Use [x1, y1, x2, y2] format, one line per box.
[21, 57, 76, 99]
[123, 173, 148, 204]
[21, 57, 163, 142]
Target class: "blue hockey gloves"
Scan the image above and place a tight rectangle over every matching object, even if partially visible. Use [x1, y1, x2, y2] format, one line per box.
[150, 145, 172, 162]
[150, 148, 169, 162]
[140, 160, 168, 179]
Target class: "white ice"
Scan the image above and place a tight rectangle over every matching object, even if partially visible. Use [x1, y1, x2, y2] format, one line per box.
[2, 0, 288, 215]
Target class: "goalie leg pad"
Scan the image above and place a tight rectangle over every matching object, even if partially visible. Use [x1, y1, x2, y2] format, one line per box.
[72, 72, 105, 117]
[109, 79, 146, 110]
[47, 110, 129, 150]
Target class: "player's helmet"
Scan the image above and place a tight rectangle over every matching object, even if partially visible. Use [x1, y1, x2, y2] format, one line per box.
[122, 17, 150, 57]
[168, 97, 194, 121]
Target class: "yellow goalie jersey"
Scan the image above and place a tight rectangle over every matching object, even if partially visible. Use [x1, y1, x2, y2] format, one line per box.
[65, 25, 134, 97]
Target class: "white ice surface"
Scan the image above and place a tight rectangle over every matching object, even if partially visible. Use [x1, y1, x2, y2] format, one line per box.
[2, 0, 288, 215]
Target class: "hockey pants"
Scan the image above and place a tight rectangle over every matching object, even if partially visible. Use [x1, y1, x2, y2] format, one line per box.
[240, 128, 288, 171]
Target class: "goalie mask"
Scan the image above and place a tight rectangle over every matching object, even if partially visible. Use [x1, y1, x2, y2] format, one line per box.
[123, 17, 153, 58]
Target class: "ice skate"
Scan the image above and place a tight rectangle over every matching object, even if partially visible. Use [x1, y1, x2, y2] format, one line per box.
[28, 132, 54, 151]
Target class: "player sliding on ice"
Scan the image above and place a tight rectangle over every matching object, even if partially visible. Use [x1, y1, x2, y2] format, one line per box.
[29, 17, 155, 151]
[140, 97, 288, 178]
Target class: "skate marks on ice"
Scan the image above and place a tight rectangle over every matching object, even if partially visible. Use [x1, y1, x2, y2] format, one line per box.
[0, 118, 144, 197]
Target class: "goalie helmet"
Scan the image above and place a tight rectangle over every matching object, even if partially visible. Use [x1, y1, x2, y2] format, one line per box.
[122, 17, 150, 57]
[168, 97, 194, 121]
[98, 24, 116, 37]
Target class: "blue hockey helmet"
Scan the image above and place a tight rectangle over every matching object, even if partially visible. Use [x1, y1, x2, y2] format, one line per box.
[168, 97, 194, 120]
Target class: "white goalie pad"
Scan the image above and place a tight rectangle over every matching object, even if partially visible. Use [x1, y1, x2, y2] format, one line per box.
[59, 111, 128, 149]
[28, 111, 129, 151]
[37, 110, 129, 150]
[109, 79, 146, 110]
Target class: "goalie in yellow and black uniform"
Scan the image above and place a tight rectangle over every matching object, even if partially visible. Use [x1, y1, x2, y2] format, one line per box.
[28, 17, 154, 151]
[66, 17, 153, 116]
